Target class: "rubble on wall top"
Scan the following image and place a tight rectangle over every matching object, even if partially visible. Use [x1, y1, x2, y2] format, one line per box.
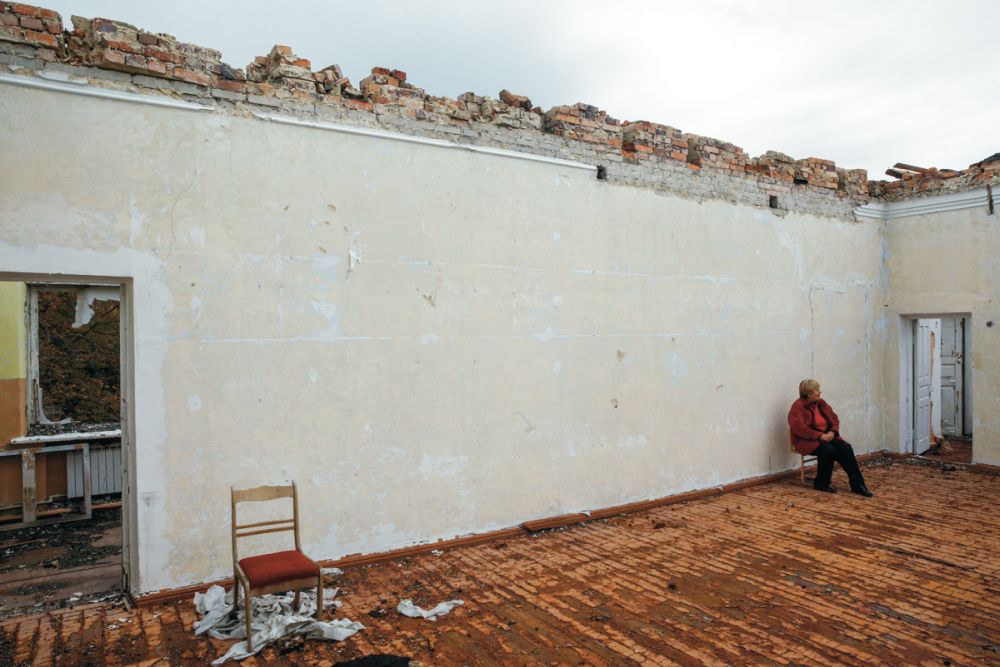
[1, 1, 996, 209]
[871, 154, 1000, 201]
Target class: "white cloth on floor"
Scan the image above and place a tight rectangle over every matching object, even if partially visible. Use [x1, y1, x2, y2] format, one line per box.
[396, 598, 464, 621]
[193, 584, 362, 665]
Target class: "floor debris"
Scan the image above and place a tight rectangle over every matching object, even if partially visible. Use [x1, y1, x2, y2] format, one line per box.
[396, 598, 464, 621]
[193, 585, 363, 664]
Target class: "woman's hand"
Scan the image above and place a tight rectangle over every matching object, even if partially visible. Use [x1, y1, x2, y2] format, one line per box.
[820, 431, 835, 442]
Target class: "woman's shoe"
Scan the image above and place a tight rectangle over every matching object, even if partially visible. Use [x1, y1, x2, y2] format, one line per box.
[851, 485, 874, 497]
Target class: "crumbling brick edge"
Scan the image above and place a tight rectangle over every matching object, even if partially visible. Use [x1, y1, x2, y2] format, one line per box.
[5, 2, 995, 221]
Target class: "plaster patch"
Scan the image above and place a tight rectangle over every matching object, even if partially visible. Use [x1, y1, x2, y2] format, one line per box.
[129, 195, 147, 245]
[667, 352, 689, 384]
[418, 454, 468, 479]
[189, 225, 206, 247]
[187, 395, 202, 412]
[190, 295, 203, 320]
[552, 360, 562, 377]
[617, 434, 648, 449]
[420, 334, 439, 344]
[308, 369, 318, 383]
[533, 326, 556, 342]
[552, 295, 563, 307]
[552, 232, 560, 243]
[310, 256, 340, 283]
[347, 233, 361, 278]
[379, 447, 406, 463]
[309, 300, 341, 339]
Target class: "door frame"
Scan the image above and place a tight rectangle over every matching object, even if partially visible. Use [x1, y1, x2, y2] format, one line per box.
[898, 313, 971, 455]
[2, 271, 135, 598]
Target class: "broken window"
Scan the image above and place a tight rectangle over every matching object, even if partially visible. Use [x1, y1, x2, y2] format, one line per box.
[28, 286, 120, 430]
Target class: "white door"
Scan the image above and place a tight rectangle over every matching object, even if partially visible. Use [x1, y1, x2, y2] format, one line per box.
[940, 318, 963, 436]
[913, 319, 941, 453]
[930, 319, 942, 439]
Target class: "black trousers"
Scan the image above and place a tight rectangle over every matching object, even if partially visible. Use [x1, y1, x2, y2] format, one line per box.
[813, 439, 866, 490]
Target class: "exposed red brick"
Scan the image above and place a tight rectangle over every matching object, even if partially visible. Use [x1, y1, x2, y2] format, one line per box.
[124, 53, 145, 69]
[17, 14, 40, 30]
[21, 28, 54, 46]
[144, 58, 166, 75]
[144, 45, 182, 65]
[99, 48, 126, 66]
[10, 3, 40, 17]
[136, 32, 158, 45]
[345, 98, 374, 112]
[173, 67, 211, 86]
[102, 38, 139, 54]
[211, 77, 245, 93]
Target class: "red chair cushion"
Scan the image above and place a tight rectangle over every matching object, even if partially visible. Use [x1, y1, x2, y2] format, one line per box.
[239, 550, 319, 588]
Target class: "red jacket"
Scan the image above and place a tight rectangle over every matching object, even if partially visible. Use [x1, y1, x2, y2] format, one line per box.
[787, 398, 840, 455]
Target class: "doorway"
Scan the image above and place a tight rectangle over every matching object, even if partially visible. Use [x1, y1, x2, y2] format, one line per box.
[0, 277, 132, 617]
[906, 316, 972, 463]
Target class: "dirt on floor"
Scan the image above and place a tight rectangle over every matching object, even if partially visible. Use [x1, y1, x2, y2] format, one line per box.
[0, 507, 124, 620]
[918, 435, 973, 464]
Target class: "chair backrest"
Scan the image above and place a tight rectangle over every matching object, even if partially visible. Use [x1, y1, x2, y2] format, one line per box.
[231, 482, 301, 563]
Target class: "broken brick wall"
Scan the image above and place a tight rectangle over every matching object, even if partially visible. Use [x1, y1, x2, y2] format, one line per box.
[0, 2, 995, 598]
[2, 1, 995, 217]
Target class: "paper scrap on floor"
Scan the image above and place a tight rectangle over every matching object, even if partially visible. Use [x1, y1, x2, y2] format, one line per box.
[193, 585, 363, 664]
[396, 598, 464, 621]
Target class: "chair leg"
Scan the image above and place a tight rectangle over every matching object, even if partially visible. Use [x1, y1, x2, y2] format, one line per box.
[245, 583, 253, 652]
[800, 455, 805, 484]
[293, 590, 301, 613]
[233, 577, 240, 611]
[317, 573, 324, 617]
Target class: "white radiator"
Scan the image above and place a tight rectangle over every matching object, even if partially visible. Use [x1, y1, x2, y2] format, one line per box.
[67, 442, 122, 498]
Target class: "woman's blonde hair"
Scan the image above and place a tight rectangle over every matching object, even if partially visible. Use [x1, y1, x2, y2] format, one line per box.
[799, 379, 820, 399]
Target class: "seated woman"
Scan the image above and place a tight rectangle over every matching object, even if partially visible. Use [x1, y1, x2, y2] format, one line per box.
[788, 379, 873, 497]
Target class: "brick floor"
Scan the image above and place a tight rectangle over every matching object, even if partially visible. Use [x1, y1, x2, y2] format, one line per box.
[1, 459, 998, 665]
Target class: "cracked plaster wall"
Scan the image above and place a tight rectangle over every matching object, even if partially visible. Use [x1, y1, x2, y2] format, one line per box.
[0, 84, 886, 593]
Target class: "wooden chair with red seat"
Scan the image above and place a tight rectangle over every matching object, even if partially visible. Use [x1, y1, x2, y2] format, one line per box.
[231, 482, 323, 650]
[789, 429, 818, 484]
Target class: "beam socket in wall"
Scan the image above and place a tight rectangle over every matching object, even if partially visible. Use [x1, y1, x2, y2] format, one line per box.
[769, 195, 779, 209]
[596, 165, 607, 181]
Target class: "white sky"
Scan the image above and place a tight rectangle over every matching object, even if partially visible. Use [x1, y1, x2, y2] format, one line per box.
[43, 1, 999, 178]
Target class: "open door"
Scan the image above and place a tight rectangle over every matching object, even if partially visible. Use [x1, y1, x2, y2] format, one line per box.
[940, 317, 963, 437]
[913, 319, 941, 454]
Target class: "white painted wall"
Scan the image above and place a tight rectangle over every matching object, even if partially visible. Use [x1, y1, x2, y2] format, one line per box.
[884, 201, 1000, 466]
[0, 84, 886, 593]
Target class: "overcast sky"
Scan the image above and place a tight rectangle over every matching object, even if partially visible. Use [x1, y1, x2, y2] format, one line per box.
[43, 1, 999, 178]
